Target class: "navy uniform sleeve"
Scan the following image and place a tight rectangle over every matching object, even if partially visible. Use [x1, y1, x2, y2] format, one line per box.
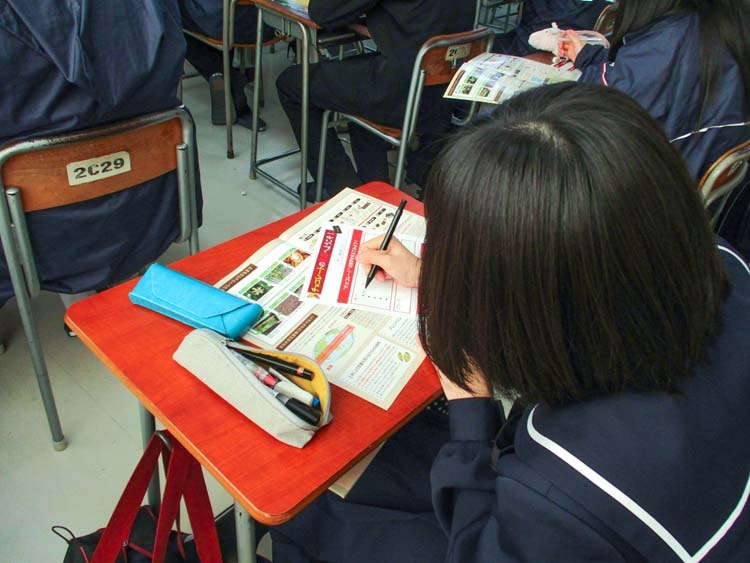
[574, 43, 609, 80]
[576, 35, 680, 126]
[432, 398, 624, 561]
[308, 0, 379, 28]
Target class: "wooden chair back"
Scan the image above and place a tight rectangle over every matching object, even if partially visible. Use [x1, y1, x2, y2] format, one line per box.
[1, 116, 184, 212]
[699, 139, 750, 210]
[593, 3, 618, 37]
[182, 28, 284, 51]
[0, 106, 199, 297]
[420, 28, 495, 87]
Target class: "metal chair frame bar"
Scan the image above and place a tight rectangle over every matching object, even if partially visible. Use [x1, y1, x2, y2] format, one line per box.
[316, 27, 494, 200]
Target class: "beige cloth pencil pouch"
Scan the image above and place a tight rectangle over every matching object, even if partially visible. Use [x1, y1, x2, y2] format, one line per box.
[173, 328, 332, 448]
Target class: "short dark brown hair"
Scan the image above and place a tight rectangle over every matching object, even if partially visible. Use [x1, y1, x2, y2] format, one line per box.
[419, 82, 728, 405]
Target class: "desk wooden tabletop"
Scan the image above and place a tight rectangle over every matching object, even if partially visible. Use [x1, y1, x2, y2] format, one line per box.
[253, 0, 320, 30]
[65, 182, 440, 525]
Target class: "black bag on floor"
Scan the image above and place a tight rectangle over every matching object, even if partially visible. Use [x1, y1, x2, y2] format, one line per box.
[52, 506, 197, 563]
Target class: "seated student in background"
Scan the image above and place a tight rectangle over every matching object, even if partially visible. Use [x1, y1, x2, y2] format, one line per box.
[0, 0, 201, 324]
[558, 0, 750, 179]
[276, 0, 475, 200]
[178, 0, 276, 130]
[491, 0, 613, 56]
[269, 83, 750, 561]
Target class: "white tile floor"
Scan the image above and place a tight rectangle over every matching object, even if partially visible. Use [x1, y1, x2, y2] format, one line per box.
[0, 47, 312, 563]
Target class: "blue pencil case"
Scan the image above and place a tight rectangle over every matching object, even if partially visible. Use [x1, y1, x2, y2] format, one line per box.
[129, 264, 263, 340]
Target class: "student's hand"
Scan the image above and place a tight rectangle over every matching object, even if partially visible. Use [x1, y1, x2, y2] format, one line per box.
[357, 235, 421, 288]
[436, 366, 493, 400]
[557, 30, 585, 62]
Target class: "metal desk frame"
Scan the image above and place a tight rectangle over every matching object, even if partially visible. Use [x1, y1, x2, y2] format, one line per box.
[250, 2, 320, 210]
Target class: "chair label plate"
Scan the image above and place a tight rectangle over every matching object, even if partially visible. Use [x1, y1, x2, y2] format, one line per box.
[446, 44, 471, 61]
[66, 151, 132, 186]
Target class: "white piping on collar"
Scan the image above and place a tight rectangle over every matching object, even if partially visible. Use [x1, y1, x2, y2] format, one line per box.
[526, 406, 750, 562]
[718, 244, 750, 277]
[670, 121, 750, 143]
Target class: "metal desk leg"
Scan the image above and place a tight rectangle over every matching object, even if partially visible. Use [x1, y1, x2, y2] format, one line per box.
[235, 503, 257, 563]
[250, 13, 312, 210]
[250, 9, 264, 180]
[223, 0, 236, 159]
[139, 403, 161, 509]
[298, 22, 310, 210]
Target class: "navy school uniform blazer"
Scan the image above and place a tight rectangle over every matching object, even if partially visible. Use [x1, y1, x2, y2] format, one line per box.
[431, 242, 750, 561]
[573, 12, 749, 179]
[308, 0, 475, 71]
[178, 0, 272, 44]
[0, 0, 201, 306]
[306, 0, 475, 130]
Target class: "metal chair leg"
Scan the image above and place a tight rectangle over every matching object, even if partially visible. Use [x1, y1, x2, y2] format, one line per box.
[393, 140, 408, 190]
[15, 293, 66, 450]
[259, 61, 265, 108]
[316, 110, 332, 203]
[222, 0, 235, 159]
[0, 195, 66, 451]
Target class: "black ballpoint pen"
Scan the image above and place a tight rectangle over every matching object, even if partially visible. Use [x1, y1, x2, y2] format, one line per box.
[224, 341, 315, 380]
[272, 390, 321, 425]
[365, 199, 407, 288]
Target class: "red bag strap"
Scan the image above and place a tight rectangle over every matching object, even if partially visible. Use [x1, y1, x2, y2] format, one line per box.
[91, 433, 166, 563]
[152, 441, 222, 562]
[181, 451, 222, 562]
[92, 430, 223, 563]
[151, 439, 192, 561]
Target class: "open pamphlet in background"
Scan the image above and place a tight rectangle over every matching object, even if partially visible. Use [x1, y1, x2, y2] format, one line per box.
[216, 189, 426, 410]
[444, 52, 581, 104]
[272, 0, 309, 18]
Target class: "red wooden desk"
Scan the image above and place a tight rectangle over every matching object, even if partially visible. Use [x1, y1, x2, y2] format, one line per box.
[65, 182, 439, 530]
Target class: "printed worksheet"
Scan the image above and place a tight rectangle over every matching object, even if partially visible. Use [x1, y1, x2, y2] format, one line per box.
[444, 52, 580, 104]
[272, 0, 309, 18]
[215, 189, 426, 410]
[301, 225, 421, 316]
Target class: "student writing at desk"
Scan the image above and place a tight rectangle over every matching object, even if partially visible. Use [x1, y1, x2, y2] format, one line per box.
[558, 0, 750, 179]
[275, 0, 475, 200]
[269, 83, 750, 561]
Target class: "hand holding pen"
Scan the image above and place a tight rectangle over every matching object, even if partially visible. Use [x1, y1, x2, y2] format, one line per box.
[557, 29, 585, 63]
[364, 199, 408, 288]
[357, 235, 421, 290]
